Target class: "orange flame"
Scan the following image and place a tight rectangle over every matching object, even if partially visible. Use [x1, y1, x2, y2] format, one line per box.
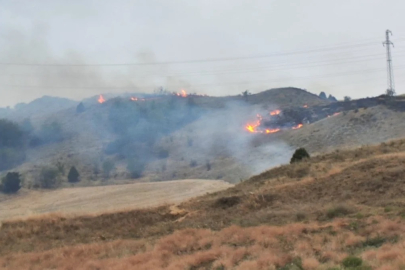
[270, 110, 281, 116]
[245, 114, 262, 133]
[98, 95, 106, 104]
[246, 124, 256, 133]
[175, 89, 188, 97]
[292, 124, 303, 130]
[265, 128, 281, 134]
[303, 105, 308, 108]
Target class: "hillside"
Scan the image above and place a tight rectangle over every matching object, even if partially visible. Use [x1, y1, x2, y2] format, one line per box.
[0, 180, 232, 222]
[5, 96, 78, 121]
[192, 87, 329, 109]
[2, 139, 405, 269]
[280, 105, 405, 154]
[3, 87, 321, 185]
[4, 89, 405, 189]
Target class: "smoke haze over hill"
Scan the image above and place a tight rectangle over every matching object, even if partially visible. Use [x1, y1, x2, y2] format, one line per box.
[1, 0, 405, 107]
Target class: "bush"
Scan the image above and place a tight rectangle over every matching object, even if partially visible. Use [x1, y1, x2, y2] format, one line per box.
[344, 96, 352, 102]
[214, 196, 241, 209]
[76, 102, 85, 113]
[327, 205, 351, 219]
[290, 148, 310, 164]
[0, 119, 26, 170]
[206, 160, 211, 171]
[0, 119, 24, 148]
[102, 160, 115, 178]
[0, 148, 26, 171]
[67, 166, 80, 183]
[127, 158, 145, 179]
[190, 160, 198, 167]
[342, 256, 362, 268]
[38, 167, 61, 189]
[55, 160, 65, 175]
[39, 121, 64, 144]
[1, 172, 21, 194]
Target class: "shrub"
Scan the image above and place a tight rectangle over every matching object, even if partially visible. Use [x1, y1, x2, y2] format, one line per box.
[127, 158, 145, 179]
[39, 121, 64, 144]
[1, 172, 21, 194]
[67, 166, 80, 183]
[55, 160, 65, 175]
[214, 196, 241, 209]
[38, 167, 61, 189]
[206, 160, 211, 171]
[290, 148, 310, 164]
[362, 236, 386, 248]
[295, 212, 306, 221]
[76, 102, 85, 113]
[327, 205, 351, 219]
[0, 148, 26, 171]
[102, 160, 115, 178]
[0, 119, 26, 170]
[190, 160, 198, 167]
[341, 256, 362, 268]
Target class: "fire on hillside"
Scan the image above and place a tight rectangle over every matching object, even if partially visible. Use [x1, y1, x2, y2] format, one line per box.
[98, 95, 106, 104]
[245, 109, 303, 134]
[96, 89, 207, 104]
[245, 107, 343, 135]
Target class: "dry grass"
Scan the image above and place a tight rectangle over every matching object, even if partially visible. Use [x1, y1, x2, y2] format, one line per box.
[2, 217, 405, 269]
[0, 179, 232, 221]
[2, 138, 405, 269]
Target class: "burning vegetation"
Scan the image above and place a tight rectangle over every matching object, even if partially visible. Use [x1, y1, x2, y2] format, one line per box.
[245, 109, 303, 134]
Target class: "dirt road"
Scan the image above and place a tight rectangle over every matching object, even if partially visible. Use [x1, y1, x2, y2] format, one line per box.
[0, 180, 233, 222]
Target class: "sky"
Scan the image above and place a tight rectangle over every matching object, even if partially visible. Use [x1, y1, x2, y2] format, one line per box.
[0, 0, 404, 107]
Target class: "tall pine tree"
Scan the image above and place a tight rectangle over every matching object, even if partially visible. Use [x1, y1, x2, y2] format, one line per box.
[68, 166, 80, 183]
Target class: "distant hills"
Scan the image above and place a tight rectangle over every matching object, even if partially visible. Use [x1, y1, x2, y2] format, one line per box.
[2, 96, 78, 120]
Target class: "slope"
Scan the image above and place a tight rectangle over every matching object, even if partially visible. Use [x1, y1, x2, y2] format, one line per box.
[2, 139, 405, 269]
[280, 105, 405, 154]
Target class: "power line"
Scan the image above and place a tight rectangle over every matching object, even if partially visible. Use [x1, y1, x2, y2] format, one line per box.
[0, 39, 402, 67]
[2, 51, 404, 79]
[1, 65, 404, 89]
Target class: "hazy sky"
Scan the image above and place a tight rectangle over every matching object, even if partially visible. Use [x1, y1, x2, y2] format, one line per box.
[0, 0, 404, 107]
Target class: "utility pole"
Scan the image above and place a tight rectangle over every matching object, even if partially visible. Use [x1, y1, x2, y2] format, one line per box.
[383, 29, 395, 96]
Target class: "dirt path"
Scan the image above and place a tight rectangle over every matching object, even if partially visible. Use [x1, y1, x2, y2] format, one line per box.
[0, 180, 233, 222]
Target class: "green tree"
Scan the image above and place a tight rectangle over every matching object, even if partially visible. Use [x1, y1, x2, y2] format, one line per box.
[38, 167, 61, 189]
[242, 90, 251, 102]
[67, 166, 80, 183]
[39, 121, 64, 144]
[319, 91, 327, 100]
[344, 96, 352, 102]
[102, 160, 115, 178]
[0, 119, 24, 148]
[127, 158, 145, 179]
[76, 102, 85, 113]
[55, 160, 65, 175]
[20, 118, 34, 134]
[290, 148, 310, 164]
[1, 172, 21, 194]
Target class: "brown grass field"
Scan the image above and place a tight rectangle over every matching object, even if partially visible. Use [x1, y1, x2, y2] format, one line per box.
[0, 179, 233, 222]
[2, 139, 405, 269]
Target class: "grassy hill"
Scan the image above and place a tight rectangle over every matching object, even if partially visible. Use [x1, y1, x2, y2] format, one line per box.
[2, 139, 405, 269]
[2, 87, 323, 185]
[4, 88, 405, 189]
